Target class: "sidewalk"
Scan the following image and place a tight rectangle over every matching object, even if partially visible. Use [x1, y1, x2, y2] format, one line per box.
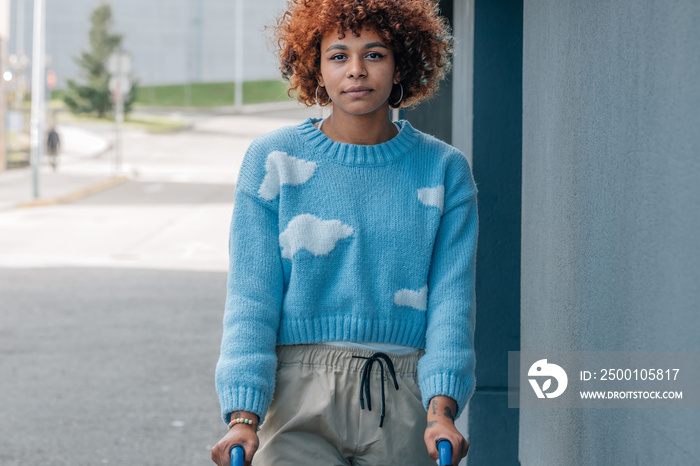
[0, 125, 123, 211]
[0, 103, 319, 211]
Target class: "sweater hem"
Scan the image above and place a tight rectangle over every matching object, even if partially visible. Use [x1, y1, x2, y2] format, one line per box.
[277, 316, 427, 349]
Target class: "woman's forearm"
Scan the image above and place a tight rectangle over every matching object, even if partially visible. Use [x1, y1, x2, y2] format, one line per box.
[427, 395, 458, 425]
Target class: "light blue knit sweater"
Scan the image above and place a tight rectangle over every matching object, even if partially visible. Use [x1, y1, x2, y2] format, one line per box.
[216, 118, 478, 425]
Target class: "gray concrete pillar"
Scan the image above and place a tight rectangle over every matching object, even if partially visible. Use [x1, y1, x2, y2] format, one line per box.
[468, 1, 522, 464]
[521, 1, 700, 464]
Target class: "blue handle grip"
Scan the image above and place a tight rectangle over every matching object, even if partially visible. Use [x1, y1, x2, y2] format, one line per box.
[230, 445, 244, 466]
[438, 439, 453, 466]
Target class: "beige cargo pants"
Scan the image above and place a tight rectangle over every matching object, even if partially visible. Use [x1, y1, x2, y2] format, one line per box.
[253, 344, 436, 466]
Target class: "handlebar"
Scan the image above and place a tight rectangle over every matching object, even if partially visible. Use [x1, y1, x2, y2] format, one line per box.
[438, 439, 453, 466]
[230, 439, 454, 465]
[230, 445, 244, 466]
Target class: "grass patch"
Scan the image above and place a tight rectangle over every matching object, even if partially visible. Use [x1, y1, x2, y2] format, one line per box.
[6, 150, 30, 169]
[134, 80, 291, 107]
[51, 80, 293, 108]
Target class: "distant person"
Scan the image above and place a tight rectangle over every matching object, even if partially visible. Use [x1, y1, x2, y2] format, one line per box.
[47, 127, 61, 171]
[211, 1, 477, 465]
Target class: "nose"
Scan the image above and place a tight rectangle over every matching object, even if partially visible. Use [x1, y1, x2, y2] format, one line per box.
[346, 57, 367, 78]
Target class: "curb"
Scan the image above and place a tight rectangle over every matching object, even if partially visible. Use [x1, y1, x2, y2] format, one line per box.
[17, 176, 129, 208]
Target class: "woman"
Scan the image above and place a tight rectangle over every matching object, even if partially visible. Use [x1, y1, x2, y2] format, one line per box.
[211, 1, 478, 464]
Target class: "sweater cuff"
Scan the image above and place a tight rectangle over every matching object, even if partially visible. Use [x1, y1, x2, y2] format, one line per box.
[220, 386, 271, 426]
[419, 373, 475, 419]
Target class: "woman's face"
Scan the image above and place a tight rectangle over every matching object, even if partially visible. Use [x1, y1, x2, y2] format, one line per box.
[318, 27, 399, 117]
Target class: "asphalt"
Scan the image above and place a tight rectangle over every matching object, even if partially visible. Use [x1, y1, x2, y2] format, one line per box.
[0, 266, 228, 465]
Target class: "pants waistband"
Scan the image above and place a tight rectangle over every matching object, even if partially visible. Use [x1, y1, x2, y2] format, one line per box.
[275, 344, 425, 376]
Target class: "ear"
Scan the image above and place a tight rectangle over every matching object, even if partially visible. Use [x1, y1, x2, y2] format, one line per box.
[317, 74, 325, 87]
[393, 69, 401, 85]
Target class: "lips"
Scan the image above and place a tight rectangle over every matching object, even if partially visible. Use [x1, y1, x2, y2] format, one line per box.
[343, 86, 373, 96]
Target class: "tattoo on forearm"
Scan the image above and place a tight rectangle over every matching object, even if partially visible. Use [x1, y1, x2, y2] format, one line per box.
[234, 412, 241, 419]
[444, 406, 455, 422]
[427, 420, 437, 428]
[432, 399, 438, 415]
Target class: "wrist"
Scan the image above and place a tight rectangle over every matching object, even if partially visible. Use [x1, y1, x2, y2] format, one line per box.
[427, 395, 458, 424]
[227, 411, 261, 431]
[229, 420, 260, 432]
[426, 416, 454, 427]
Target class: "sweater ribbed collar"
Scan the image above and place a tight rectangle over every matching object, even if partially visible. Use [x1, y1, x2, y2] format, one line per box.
[297, 117, 419, 166]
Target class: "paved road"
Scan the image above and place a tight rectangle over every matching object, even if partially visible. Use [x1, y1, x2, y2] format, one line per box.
[0, 107, 319, 465]
[0, 266, 226, 465]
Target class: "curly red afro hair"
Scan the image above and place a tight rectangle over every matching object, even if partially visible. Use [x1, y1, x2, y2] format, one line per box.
[272, 0, 453, 109]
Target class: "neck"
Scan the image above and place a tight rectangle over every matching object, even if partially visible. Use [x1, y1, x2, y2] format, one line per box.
[322, 107, 398, 145]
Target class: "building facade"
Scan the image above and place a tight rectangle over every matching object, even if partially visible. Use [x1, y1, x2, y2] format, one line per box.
[7, 0, 287, 89]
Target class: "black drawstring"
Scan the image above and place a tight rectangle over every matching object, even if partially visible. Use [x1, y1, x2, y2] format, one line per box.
[351, 352, 400, 428]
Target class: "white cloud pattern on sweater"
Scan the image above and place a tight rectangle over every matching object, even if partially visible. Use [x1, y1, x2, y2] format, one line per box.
[417, 185, 445, 213]
[394, 284, 429, 311]
[279, 213, 354, 259]
[258, 151, 317, 201]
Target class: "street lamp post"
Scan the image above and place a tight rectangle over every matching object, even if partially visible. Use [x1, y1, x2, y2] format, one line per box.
[29, 0, 45, 199]
[108, 50, 131, 175]
[234, 0, 243, 110]
[0, 0, 9, 172]
[0, 39, 6, 173]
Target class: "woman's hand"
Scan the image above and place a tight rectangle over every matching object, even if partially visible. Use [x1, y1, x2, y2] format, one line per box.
[211, 412, 260, 466]
[423, 396, 469, 465]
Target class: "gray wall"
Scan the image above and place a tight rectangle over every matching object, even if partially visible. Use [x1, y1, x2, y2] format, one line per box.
[8, 0, 286, 89]
[521, 1, 700, 465]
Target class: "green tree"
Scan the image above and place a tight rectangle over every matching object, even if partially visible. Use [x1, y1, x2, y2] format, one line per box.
[63, 3, 138, 117]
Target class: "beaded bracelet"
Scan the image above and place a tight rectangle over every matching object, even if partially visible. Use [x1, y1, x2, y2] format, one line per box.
[228, 417, 260, 431]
